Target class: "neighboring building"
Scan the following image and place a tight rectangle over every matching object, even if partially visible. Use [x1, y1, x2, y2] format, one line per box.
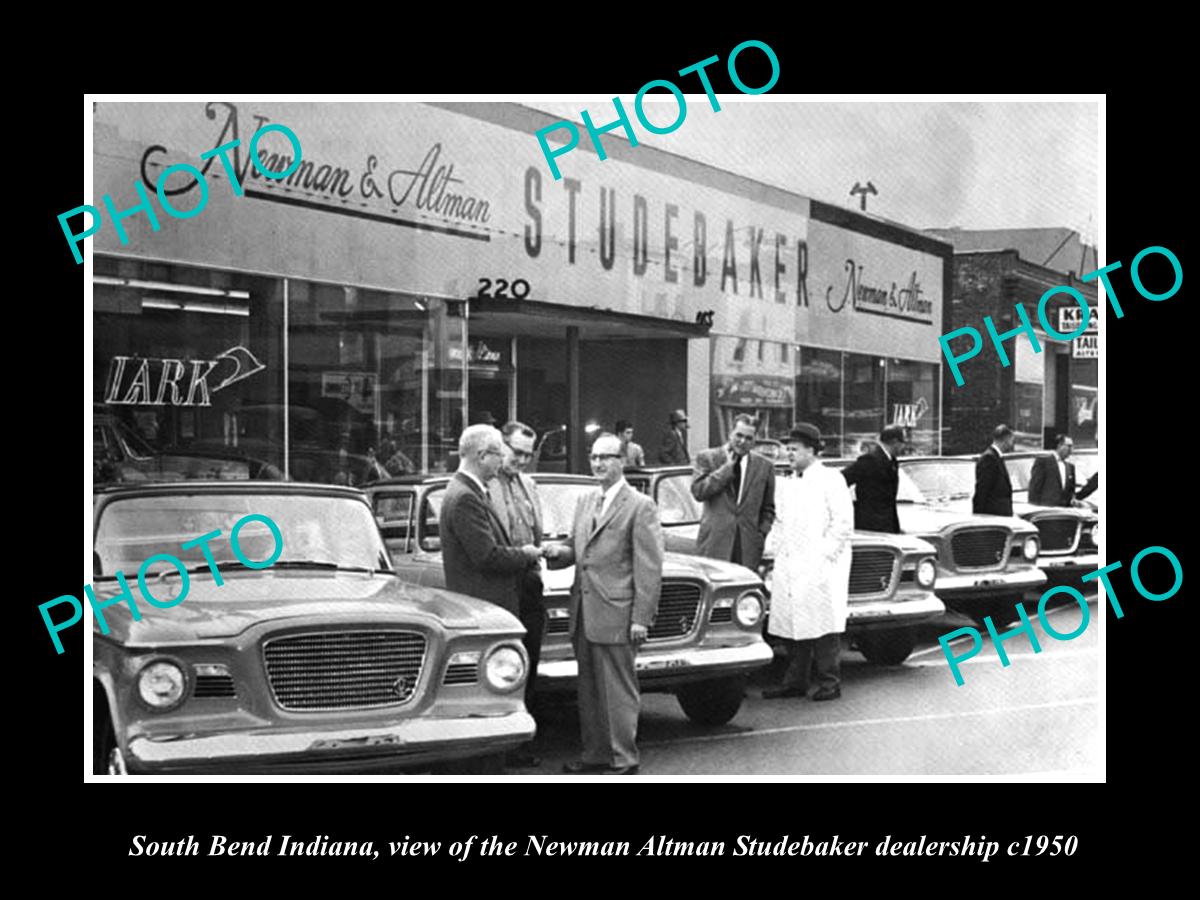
[91, 101, 951, 482]
[927, 228, 1099, 454]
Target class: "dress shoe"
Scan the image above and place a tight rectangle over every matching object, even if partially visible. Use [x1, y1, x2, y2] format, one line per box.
[607, 764, 639, 776]
[811, 687, 842, 701]
[505, 748, 541, 768]
[562, 760, 611, 774]
[762, 685, 807, 699]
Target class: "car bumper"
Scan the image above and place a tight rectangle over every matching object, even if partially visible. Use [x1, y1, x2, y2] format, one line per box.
[846, 595, 946, 630]
[124, 711, 536, 774]
[935, 567, 1047, 603]
[1035, 553, 1099, 581]
[537, 641, 774, 692]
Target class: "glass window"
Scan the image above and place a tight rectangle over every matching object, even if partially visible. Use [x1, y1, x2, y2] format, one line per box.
[795, 347, 844, 456]
[1014, 382, 1044, 450]
[656, 474, 701, 524]
[373, 490, 414, 543]
[93, 257, 285, 486]
[886, 357, 941, 455]
[844, 352, 886, 456]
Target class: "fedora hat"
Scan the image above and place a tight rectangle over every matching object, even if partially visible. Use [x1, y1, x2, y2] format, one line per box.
[788, 422, 824, 450]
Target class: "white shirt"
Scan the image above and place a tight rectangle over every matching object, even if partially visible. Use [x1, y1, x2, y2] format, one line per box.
[599, 478, 625, 518]
[1057, 455, 1068, 487]
[879, 443, 894, 462]
[990, 443, 1006, 458]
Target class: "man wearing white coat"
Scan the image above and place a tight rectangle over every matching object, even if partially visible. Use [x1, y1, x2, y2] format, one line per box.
[762, 423, 854, 701]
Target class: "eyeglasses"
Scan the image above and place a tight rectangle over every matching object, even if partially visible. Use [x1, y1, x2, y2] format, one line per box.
[504, 442, 534, 460]
[589, 453, 621, 462]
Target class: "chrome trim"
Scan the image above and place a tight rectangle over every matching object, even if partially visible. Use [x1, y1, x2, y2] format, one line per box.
[848, 545, 901, 601]
[128, 712, 537, 767]
[1031, 517, 1083, 556]
[537, 641, 774, 681]
[847, 595, 945, 623]
[936, 567, 1047, 592]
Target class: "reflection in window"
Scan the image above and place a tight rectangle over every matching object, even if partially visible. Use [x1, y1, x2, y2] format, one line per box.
[795, 347, 844, 455]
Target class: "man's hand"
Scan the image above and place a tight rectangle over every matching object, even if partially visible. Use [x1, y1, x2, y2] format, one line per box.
[520, 544, 541, 564]
[630, 623, 649, 645]
[541, 543, 563, 561]
[726, 438, 746, 459]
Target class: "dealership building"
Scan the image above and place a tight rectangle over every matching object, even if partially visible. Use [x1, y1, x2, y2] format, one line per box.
[92, 101, 954, 481]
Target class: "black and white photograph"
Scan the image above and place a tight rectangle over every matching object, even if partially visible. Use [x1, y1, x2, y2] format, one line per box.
[73, 91, 1112, 781]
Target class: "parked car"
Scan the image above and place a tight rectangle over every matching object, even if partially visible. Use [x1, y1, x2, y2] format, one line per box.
[622, 466, 944, 665]
[946, 452, 1099, 588]
[826, 457, 1051, 623]
[94, 404, 283, 483]
[365, 473, 774, 725]
[92, 481, 534, 774]
[1004, 448, 1100, 513]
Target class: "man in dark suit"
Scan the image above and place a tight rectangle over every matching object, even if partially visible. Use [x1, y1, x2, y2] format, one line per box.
[545, 433, 664, 776]
[1028, 435, 1077, 507]
[487, 421, 546, 768]
[657, 409, 691, 464]
[690, 414, 776, 569]
[841, 423, 904, 533]
[973, 424, 1016, 516]
[1077, 472, 1098, 501]
[440, 424, 541, 619]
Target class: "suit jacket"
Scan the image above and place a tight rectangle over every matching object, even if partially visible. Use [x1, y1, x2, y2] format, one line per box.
[1027, 454, 1076, 507]
[841, 446, 901, 533]
[690, 447, 776, 568]
[973, 446, 1013, 517]
[439, 471, 529, 616]
[1077, 472, 1098, 501]
[658, 426, 690, 465]
[550, 481, 664, 645]
[487, 471, 544, 547]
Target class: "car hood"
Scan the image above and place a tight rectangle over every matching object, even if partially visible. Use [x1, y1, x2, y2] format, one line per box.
[667, 522, 935, 557]
[1013, 501, 1096, 522]
[898, 503, 1034, 535]
[541, 548, 760, 595]
[91, 571, 515, 645]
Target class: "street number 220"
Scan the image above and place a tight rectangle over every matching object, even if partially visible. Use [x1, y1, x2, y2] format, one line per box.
[477, 278, 530, 299]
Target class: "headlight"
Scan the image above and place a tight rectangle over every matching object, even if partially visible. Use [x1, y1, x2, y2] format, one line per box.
[137, 660, 186, 710]
[484, 645, 526, 692]
[916, 558, 937, 588]
[735, 591, 764, 627]
[759, 565, 774, 594]
[1090, 523, 1100, 543]
[1022, 536, 1040, 561]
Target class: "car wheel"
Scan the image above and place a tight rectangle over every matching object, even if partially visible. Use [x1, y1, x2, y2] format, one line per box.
[675, 676, 746, 726]
[856, 628, 917, 665]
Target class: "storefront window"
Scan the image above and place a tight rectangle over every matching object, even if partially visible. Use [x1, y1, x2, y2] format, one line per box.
[93, 257, 285, 485]
[886, 357, 941, 455]
[795, 346, 844, 455]
[844, 352, 886, 456]
[710, 337, 795, 444]
[287, 280, 465, 482]
[1069, 358, 1098, 448]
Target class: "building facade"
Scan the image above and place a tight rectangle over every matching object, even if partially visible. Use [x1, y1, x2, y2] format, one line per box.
[91, 101, 950, 482]
[929, 228, 1099, 454]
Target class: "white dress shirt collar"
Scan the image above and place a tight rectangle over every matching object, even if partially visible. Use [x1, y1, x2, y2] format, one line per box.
[600, 478, 625, 516]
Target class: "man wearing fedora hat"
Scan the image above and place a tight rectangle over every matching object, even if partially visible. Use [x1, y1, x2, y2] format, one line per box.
[762, 423, 854, 701]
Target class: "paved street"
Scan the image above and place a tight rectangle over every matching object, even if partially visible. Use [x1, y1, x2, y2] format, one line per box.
[520, 599, 1099, 777]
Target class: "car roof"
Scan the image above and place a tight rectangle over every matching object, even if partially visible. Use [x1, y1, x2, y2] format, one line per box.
[94, 480, 367, 500]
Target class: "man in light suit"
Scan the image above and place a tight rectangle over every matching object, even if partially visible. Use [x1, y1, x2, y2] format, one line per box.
[1028, 434, 1077, 507]
[440, 424, 541, 619]
[545, 433, 664, 775]
[690, 414, 776, 569]
[974, 424, 1016, 517]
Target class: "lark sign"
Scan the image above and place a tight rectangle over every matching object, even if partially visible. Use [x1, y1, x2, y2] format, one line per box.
[1058, 308, 1099, 359]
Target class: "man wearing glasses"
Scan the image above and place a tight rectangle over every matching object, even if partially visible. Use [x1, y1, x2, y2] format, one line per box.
[545, 433, 664, 775]
[488, 421, 546, 768]
[440, 423, 542, 623]
[658, 409, 691, 464]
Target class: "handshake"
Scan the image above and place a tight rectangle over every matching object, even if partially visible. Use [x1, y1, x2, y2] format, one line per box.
[520, 542, 569, 564]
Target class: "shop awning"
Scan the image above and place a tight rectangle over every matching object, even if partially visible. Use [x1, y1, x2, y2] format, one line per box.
[465, 298, 711, 341]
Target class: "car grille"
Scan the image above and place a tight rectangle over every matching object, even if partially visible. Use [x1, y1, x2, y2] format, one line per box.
[709, 605, 733, 623]
[951, 527, 1010, 569]
[193, 674, 236, 699]
[1078, 526, 1097, 553]
[848, 549, 897, 596]
[263, 631, 427, 711]
[443, 662, 478, 686]
[1035, 517, 1080, 553]
[545, 610, 571, 636]
[649, 582, 703, 642]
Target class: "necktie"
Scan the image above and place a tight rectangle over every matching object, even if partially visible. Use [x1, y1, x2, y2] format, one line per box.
[732, 454, 743, 503]
[590, 491, 604, 534]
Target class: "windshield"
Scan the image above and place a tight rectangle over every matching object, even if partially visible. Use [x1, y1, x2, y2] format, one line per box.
[899, 460, 976, 504]
[1072, 452, 1099, 482]
[95, 493, 392, 578]
[1005, 457, 1038, 490]
[656, 473, 701, 524]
